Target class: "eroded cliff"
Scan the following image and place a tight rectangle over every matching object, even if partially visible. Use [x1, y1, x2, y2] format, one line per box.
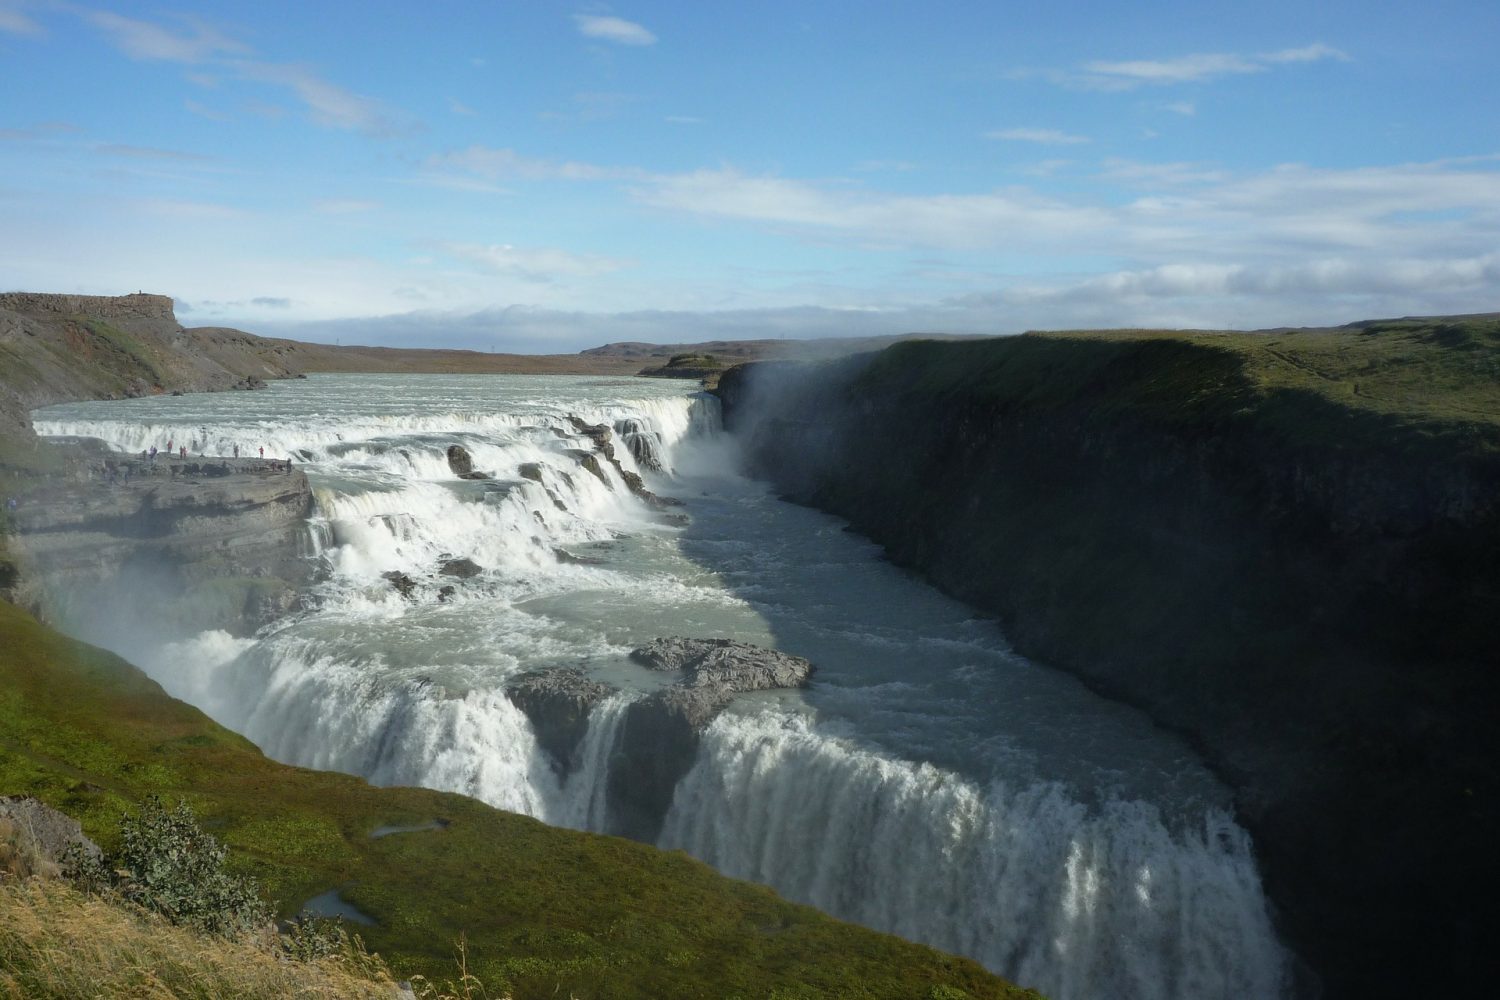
[7, 448, 314, 642]
[716, 320, 1500, 1000]
[0, 293, 315, 638]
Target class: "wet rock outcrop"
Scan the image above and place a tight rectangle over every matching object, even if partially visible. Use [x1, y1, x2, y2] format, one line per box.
[446, 444, 490, 480]
[506, 638, 813, 841]
[566, 414, 684, 512]
[439, 557, 482, 579]
[506, 668, 611, 776]
[608, 639, 814, 841]
[613, 418, 665, 472]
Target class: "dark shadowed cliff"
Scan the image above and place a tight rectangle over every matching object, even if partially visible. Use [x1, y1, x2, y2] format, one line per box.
[715, 317, 1500, 1000]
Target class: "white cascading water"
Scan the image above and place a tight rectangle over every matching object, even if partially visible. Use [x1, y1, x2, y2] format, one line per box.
[34, 373, 1288, 1000]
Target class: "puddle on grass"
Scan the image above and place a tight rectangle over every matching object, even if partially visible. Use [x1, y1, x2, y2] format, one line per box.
[370, 818, 449, 839]
[300, 889, 376, 926]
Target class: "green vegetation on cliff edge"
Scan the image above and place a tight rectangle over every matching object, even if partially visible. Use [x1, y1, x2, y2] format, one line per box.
[0, 600, 1034, 1000]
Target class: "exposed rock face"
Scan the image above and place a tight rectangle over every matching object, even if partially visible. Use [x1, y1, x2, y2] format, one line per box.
[715, 345, 1500, 1000]
[504, 637, 813, 841]
[614, 418, 665, 472]
[517, 462, 543, 483]
[9, 453, 315, 640]
[567, 416, 615, 459]
[612, 638, 812, 842]
[564, 414, 684, 510]
[571, 450, 612, 489]
[553, 548, 604, 566]
[505, 668, 611, 775]
[631, 637, 813, 690]
[0, 796, 102, 878]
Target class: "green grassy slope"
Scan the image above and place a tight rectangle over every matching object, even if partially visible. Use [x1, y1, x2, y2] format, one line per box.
[0, 600, 1035, 1000]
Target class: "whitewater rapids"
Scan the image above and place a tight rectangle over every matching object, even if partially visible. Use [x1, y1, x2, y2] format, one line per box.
[35, 373, 1287, 1000]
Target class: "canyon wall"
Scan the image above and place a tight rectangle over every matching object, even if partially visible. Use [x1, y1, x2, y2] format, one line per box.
[0, 293, 314, 638]
[716, 334, 1500, 1000]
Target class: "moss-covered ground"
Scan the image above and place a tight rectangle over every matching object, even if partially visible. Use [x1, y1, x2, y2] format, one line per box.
[0, 600, 1036, 1000]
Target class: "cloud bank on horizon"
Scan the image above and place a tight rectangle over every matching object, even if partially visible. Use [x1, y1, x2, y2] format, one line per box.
[0, 0, 1496, 351]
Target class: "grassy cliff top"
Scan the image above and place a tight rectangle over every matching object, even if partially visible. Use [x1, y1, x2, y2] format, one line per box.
[850, 314, 1500, 458]
[0, 600, 1035, 1000]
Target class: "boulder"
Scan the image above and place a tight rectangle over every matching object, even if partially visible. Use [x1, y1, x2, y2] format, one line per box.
[439, 558, 482, 579]
[381, 571, 418, 600]
[446, 444, 474, 477]
[0, 797, 101, 879]
[517, 463, 544, 483]
[614, 418, 666, 472]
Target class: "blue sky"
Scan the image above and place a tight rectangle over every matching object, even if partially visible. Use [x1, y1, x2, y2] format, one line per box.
[2, 1, 1497, 351]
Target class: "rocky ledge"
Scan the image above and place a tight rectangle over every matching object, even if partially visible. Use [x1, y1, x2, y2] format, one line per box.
[507, 638, 813, 841]
[8, 448, 314, 641]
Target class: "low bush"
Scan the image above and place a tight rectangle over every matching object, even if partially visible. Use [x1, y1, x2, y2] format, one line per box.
[67, 796, 271, 939]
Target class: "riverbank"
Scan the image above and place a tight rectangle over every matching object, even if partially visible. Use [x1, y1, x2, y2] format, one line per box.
[714, 315, 1500, 999]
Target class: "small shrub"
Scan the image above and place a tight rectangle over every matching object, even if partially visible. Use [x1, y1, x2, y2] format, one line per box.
[66, 796, 271, 938]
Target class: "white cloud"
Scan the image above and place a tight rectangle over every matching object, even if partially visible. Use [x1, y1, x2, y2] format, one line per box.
[1263, 43, 1350, 65]
[987, 128, 1090, 145]
[95, 143, 214, 162]
[0, 121, 80, 142]
[1164, 101, 1196, 116]
[1052, 42, 1349, 89]
[233, 61, 406, 136]
[184, 99, 230, 122]
[0, 2, 43, 36]
[83, 10, 246, 63]
[437, 242, 627, 282]
[313, 199, 379, 214]
[426, 145, 634, 181]
[448, 97, 477, 117]
[572, 13, 657, 46]
[1101, 159, 1229, 185]
[76, 9, 411, 137]
[632, 168, 1115, 250]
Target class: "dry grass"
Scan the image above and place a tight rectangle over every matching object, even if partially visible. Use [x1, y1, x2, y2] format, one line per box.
[0, 877, 403, 1000]
[0, 818, 60, 881]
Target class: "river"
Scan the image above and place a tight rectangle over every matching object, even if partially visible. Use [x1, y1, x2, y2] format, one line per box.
[35, 373, 1287, 1000]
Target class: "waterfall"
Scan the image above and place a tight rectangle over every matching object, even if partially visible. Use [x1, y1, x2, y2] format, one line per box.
[660, 711, 1286, 1000]
[552, 693, 637, 831]
[34, 375, 1287, 1000]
